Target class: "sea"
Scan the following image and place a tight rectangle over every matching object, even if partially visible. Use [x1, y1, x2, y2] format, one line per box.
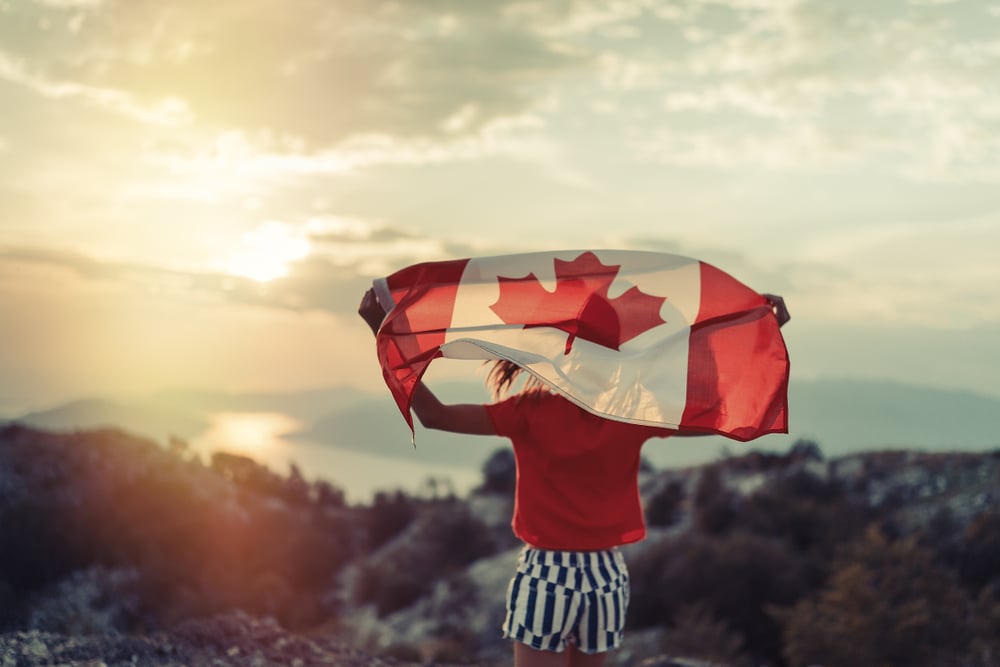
[188, 411, 483, 504]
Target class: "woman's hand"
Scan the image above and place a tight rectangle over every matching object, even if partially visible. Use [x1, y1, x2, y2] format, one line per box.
[763, 293, 790, 327]
[358, 287, 387, 335]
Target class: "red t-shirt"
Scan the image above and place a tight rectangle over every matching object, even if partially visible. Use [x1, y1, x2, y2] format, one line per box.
[486, 391, 674, 551]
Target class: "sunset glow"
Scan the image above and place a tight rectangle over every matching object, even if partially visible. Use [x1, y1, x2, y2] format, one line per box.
[1, 0, 999, 414]
[225, 222, 311, 283]
[192, 412, 300, 460]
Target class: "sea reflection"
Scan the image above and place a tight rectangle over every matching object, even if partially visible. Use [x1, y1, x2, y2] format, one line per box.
[190, 411, 480, 503]
[192, 412, 299, 460]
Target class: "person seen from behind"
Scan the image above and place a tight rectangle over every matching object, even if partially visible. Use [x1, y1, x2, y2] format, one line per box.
[359, 287, 790, 667]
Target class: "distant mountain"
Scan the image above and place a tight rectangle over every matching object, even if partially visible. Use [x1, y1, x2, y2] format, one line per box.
[787, 378, 1000, 454]
[641, 378, 1000, 468]
[10, 387, 369, 442]
[14, 397, 207, 441]
[301, 377, 1000, 470]
[147, 386, 367, 424]
[11, 378, 999, 472]
[294, 386, 507, 468]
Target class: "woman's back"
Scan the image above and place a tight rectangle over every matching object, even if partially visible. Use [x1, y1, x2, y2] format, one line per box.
[487, 390, 672, 551]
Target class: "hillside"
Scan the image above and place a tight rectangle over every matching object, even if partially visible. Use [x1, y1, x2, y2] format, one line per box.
[1, 424, 999, 666]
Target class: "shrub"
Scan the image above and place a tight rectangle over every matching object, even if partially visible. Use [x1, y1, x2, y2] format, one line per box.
[353, 502, 495, 616]
[477, 448, 516, 496]
[739, 468, 871, 559]
[645, 480, 685, 528]
[26, 566, 140, 635]
[628, 531, 810, 664]
[0, 497, 90, 599]
[660, 603, 751, 667]
[957, 510, 1000, 591]
[776, 525, 973, 667]
[0, 427, 356, 632]
[971, 582, 1000, 666]
[692, 466, 737, 534]
[787, 439, 823, 463]
[365, 490, 418, 551]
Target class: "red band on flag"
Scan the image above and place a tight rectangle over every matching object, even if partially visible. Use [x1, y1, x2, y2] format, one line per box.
[681, 262, 789, 440]
[370, 250, 789, 442]
[376, 258, 469, 428]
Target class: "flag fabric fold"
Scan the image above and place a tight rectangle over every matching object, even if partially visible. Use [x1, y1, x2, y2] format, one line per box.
[371, 249, 789, 442]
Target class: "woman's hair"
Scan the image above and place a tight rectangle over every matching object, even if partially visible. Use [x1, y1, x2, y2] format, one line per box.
[485, 359, 547, 400]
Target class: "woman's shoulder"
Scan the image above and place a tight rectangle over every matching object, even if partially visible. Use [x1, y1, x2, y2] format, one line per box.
[514, 385, 565, 407]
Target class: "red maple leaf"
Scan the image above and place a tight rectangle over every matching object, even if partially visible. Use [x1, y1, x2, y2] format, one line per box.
[490, 251, 668, 353]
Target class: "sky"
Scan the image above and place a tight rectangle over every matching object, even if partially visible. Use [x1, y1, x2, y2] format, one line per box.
[1, 0, 999, 416]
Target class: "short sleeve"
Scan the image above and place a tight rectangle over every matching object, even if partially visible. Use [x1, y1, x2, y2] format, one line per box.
[485, 395, 524, 439]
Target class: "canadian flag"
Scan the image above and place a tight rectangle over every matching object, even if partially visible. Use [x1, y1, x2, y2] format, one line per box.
[372, 249, 789, 442]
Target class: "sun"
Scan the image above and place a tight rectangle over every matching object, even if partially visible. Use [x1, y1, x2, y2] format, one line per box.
[226, 222, 311, 283]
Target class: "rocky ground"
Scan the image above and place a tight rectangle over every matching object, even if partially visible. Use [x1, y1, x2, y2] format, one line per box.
[0, 612, 715, 667]
[0, 612, 438, 667]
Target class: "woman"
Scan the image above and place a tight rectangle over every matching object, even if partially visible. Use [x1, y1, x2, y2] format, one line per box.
[359, 288, 789, 667]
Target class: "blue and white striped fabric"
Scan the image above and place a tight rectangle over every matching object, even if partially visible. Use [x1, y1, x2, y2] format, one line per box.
[502, 546, 630, 654]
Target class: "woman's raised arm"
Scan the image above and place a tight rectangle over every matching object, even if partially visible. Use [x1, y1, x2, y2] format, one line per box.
[358, 287, 496, 436]
[409, 383, 496, 436]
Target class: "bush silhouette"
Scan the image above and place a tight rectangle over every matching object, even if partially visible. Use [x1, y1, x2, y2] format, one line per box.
[971, 582, 1000, 665]
[660, 603, 751, 667]
[692, 465, 737, 534]
[477, 447, 516, 496]
[645, 479, 685, 528]
[365, 489, 418, 551]
[353, 501, 495, 616]
[739, 468, 872, 566]
[629, 531, 809, 664]
[777, 525, 973, 667]
[957, 510, 1000, 591]
[0, 426, 354, 631]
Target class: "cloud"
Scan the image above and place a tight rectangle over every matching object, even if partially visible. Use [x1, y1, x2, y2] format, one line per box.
[307, 219, 418, 246]
[617, 208, 1000, 331]
[0, 220, 492, 318]
[32, 0, 105, 7]
[0, 1, 586, 146]
[637, 122, 882, 169]
[782, 213, 1000, 328]
[133, 114, 551, 201]
[6, 0, 998, 183]
[0, 244, 350, 315]
[0, 50, 191, 125]
[567, 1, 1000, 180]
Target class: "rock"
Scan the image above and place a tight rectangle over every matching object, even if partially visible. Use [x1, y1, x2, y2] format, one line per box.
[24, 635, 51, 660]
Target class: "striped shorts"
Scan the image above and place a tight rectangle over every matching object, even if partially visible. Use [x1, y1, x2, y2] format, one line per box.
[502, 546, 630, 654]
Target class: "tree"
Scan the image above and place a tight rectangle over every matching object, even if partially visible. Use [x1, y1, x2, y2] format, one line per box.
[778, 525, 972, 667]
[692, 465, 737, 534]
[645, 480, 685, 528]
[478, 447, 516, 496]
